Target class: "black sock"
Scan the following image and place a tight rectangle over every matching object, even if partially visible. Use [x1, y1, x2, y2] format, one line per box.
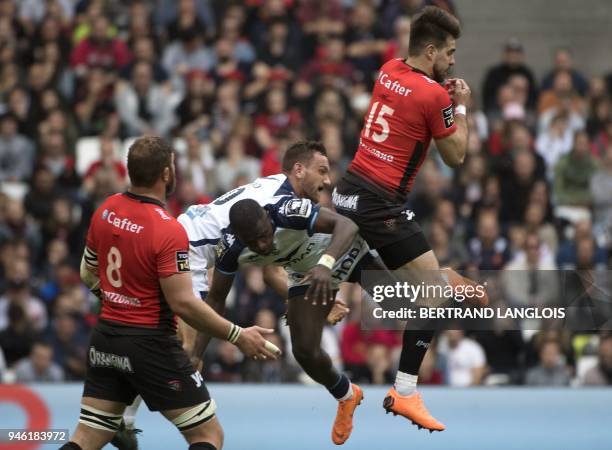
[326, 373, 351, 400]
[59, 443, 82, 450]
[189, 443, 217, 450]
[398, 329, 435, 374]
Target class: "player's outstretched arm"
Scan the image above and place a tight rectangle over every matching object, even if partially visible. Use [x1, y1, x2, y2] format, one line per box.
[305, 207, 360, 306]
[161, 272, 280, 360]
[435, 78, 471, 167]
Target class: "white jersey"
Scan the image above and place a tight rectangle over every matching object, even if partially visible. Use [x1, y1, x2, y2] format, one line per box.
[214, 196, 370, 292]
[177, 174, 295, 295]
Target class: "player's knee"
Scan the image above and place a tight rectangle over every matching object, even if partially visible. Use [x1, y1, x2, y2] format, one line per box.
[173, 400, 218, 434]
[292, 344, 319, 366]
[79, 403, 123, 433]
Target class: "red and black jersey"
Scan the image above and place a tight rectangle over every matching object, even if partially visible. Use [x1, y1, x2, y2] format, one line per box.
[349, 58, 457, 198]
[86, 192, 191, 334]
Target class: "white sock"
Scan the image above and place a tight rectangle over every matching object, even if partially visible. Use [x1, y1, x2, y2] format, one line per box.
[339, 383, 354, 401]
[123, 396, 142, 429]
[394, 371, 418, 397]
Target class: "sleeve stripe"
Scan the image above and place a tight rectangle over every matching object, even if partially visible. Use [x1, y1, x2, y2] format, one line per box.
[307, 208, 320, 236]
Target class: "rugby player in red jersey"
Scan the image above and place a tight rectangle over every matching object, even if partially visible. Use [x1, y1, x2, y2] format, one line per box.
[60, 137, 278, 450]
[333, 6, 481, 432]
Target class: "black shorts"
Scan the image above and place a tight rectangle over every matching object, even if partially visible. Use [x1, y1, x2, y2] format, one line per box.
[83, 324, 211, 412]
[334, 172, 431, 270]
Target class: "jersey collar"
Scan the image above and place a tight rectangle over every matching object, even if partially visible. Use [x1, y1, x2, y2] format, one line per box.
[123, 191, 166, 208]
[274, 177, 296, 196]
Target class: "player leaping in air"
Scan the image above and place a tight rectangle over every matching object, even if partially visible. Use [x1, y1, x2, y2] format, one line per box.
[333, 6, 482, 432]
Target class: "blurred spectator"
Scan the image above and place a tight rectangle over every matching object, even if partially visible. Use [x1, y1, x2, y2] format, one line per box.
[502, 233, 560, 307]
[121, 36, 168, 83]
[525, 340, 571, 386]
[254, 87, 302, 152]
[582, 335, 612, 385]
[541, 47, 589, 96]
[14, 341, 64, 382]
[440, 330, 486, 387]
[115, 61, 179, 138]
[537, 70, 585, 116]
[176, 132, 215, 195]
[467, 209, 510, 270]
[46, 311, 88, 380]
[175, 69, 214, 131]
[590, 144, 612, 241]
[82, 137, 127, 193]
[472, 330, 525, 385]
[0, 198, 42, 258]
[243, 332, 300, 383]
[0, 302, 37, 366]
[215, 134, 261, 194]
[553, 130, 598, 210]
[70, 15, 131, 77]
[344, 2, 386, 81]
[0, 259, 47, 331]
[74, 67, 119, 136]
[163, 0, 215, 43]
[557, 220, 608, 270]
[0, 113, 35, 181]
[536, 112, 577, 180]
[24, 166, 60, 223]
[162, 27, 213, 80]
[205, 339, 243, 382]
[38, 130, 80, 189]
[482, 38, 538, 114]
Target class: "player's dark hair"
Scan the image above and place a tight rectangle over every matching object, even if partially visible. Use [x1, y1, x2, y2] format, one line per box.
[229, 199, 267, 238]
[408, 6, 461, 56]
[281, 140, 327, 172]
[127, 136, 174, 188]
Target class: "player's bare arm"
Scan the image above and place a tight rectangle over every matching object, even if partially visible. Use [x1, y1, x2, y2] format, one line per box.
[304, 207, 359, 306]
[436, 78, 471, 167]
[160, 272, 280, 360]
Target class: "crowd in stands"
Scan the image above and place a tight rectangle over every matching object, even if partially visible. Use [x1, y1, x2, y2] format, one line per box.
[0, 0, 610, 387]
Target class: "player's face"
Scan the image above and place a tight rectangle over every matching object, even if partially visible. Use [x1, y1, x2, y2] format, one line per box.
[298, 152, 331, 203]
[241, 218, 275, 256]
[432, 37, 456, 83]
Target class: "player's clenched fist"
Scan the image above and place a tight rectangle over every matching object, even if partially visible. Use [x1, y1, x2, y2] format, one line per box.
[235, 326, 282, 360]
[444, 78, 471, 106]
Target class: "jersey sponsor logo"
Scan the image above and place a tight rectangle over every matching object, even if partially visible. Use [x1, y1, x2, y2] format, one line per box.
[359, 139, 394, 162]
[402, 209, 415, 221]
[191, 371, 204, 388]
[103, 210, 144, 234]
[155, 208, 171, 220]
[89, 346, 134, 372]
[332, 189, 359, 211]
[282, 199, 312, 218]
[442, 104, 454, 129]
[331, 243, 365, 282]
[378, 71, 412, 96]
[416, 340, 430, 349]
[278, 242, 316, 268]
[167, 380, 182, 391]
[102, 289, 141, 306]
[215, 233, 235, 259]
[176, 250, 190, 272]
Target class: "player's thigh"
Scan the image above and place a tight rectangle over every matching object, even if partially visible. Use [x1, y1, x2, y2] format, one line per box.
[70, 397, 126, 450]
[161, 405, 223, 447]
[287, 288, 334, 351]
[127, 335, 213, 412]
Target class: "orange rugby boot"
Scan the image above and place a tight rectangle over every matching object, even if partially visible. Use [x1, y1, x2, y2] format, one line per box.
[383, 388, 445, 433]
[331, 384, 364, 445]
